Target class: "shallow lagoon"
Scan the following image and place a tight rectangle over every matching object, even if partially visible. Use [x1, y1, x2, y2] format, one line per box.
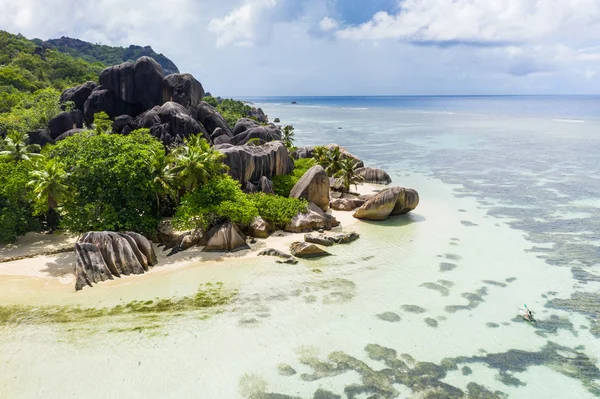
[1, 98, 599, 398]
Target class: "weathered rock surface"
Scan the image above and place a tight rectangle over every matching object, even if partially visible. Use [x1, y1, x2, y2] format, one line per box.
[290, 165, 330, 211]
[112, 115, 134, 134]
[258, 248, 298, 264]
[99, 61, 136, 104]
[202, 221, 249, 252]
[195, 102, 233, 136]
[304, 233, 334, 246]
[133, 56, 165, 110]
[229, 125, 281, 146]
[233, 118, 260, 135]
[48, 110, 84, 139]
[75, 231, 158, 290]
[247, 216, 272, 238]
[284, 203, 339, 233]
[330, 197, 364, 211]
[289, 242, 331, 258]
[247, 107, 268, 123]
[292, 144, 364, 168]
[304, 232, 359, 247]
[356, 167, 392, 185]
[162, 73, 204, 108]
[60, 81, 97, 110]
[28, 129, 55, 146]
[55, 128, 86, 141]
[353, 187, 419, 220]
[258, 176, 274, 195]
[273, 118, 280, 123]
[217, 141, 293, 184]
[136, 102, 209, 146]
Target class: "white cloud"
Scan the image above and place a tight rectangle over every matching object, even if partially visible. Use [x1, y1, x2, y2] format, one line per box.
[318, 17, 339, 31]
[336, 0, 600, 44]
[207, 0, 279, 47]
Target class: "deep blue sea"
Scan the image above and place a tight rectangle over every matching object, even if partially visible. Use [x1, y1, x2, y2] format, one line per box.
[242, 95, 600, 122]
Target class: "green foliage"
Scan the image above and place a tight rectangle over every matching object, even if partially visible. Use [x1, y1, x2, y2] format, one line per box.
[281, 125, 295, 149]
[313, 146, 343, 177]
[216, 98, 254, 128]
[0, 88, 63, 134]
[92, 111, 112, 134]
[27, 158, 71, 230]
[203, 96, 219, 107]
[166, 135, 228, 194]
[0, 159, 39, 243]
[44, 37, 176, 75]
[272, 157, 316, 197]
[45, 129, 164, 235]
[248, 194, 307, 228]
[333, 158, 364, 193]
[246, 137, 263, 147]
[0, 130, 43, 161]
[0, 31, 102, 93]
[174, 176, 258, 230]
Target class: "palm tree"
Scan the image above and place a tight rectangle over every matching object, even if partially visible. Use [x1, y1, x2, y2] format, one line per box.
[281, 125, 295, 149]
[28, 159, 71, 230]
[168, 135, 228, 193]
[312, 146, 329, 168]
[148, 147, 178, 211]
[334, 158, 364, 194]
[0, 130, 43, 162]
[325, 146, 343, 176]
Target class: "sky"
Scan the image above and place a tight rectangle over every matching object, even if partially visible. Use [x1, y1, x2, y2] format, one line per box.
[1, 0, 600, 96]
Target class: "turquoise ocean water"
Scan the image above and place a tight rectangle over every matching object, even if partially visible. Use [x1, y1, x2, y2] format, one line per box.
[1, 96, 599, 398]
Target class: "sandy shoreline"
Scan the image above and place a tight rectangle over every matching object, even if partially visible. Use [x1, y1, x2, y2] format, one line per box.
[0, 183, 383, 300]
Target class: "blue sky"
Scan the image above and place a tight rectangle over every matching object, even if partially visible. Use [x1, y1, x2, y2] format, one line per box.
[1, 0, 600, 96]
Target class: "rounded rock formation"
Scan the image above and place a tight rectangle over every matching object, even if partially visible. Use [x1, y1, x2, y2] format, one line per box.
[353, 187, 419, 221]
[289, 242, 331, 258]
[289, 165, 330, 212]
[162, 73, 204, 108]
[355, 167, 392, 185]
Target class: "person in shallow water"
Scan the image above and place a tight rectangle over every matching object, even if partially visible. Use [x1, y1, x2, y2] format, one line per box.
[520, 304, 535, 322]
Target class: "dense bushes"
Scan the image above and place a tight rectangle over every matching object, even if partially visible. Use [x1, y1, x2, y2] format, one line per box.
[45, 129, 164, 235]
[174, 176, 258, 230]
[0, 160, 39, 243]
[174, 176, 309, 231]
[249, 194, 307, 228]
[0, 88, 63, 133]
[216, 98, 256, 128]
[272, 158, 316, 197]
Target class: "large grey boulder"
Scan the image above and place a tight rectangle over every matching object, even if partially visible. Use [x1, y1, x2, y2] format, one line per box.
[162, 73, 204, 108]
[99, 61, 136, 104]
[195, 102, 233, 136]
[202, 222, 249, 252]
[48, 110, 84, 139]
[293, 144, 364, 168]
[136, 102, 209, 146]
[353, 187, 419, 221]
[60, 81, 97, 111]
[356, 167, 392, 185]
[112, 115, 134, 134]
[75, 243, 113, 291]
[289, 242, 331, 258]
[247, 216, 272, 238]
[284, 203, 339, 233]
[55, 128, 86, 141]
[233, 118, 260, 135]
[258, 176, 274, 195]
[330, 197, 364, 211]
[134, 56, 165, 110]
[28, 129, 54, 147]
[83, 87, 114, 123]
[75, 231, 158, 290]
[228, 125, 281, 146]
[216, 141, 293, 184]
[290, 165, 330, 211]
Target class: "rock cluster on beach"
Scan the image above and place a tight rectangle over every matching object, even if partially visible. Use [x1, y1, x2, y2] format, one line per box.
[74, 231, 158, 291]
[353, 186, 419, 220]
